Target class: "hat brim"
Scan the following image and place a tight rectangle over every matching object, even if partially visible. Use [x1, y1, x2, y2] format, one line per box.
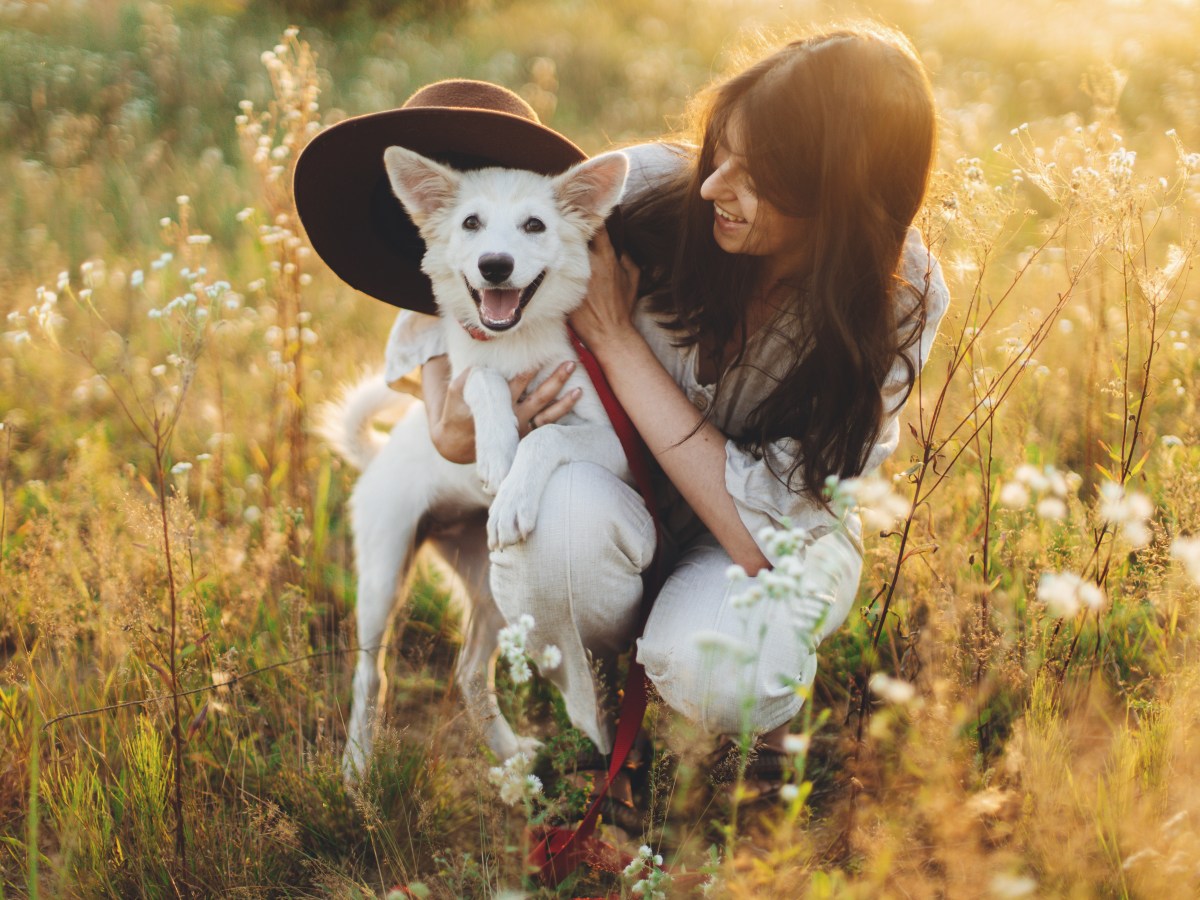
[294, 107, 588, 314]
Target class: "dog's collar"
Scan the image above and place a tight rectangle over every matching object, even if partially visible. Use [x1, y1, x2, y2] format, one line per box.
[459, 320, 494, 342]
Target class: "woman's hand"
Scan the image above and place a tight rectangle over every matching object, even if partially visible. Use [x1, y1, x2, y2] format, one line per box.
[423, 356, 581, 464]
[512, 361, 583, 437]
[571, 228, 641, 349]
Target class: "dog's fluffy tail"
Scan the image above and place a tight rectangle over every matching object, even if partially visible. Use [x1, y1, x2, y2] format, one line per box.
[316, 372, 414, 470]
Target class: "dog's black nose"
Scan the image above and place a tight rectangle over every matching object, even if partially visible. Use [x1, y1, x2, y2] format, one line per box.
[478, 253, 514, 284]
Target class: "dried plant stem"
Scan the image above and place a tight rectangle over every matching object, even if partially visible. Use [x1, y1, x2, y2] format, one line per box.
[971, 391, 998, 754]
[0, 422, 11, 574]
[144, 409, 191, 898]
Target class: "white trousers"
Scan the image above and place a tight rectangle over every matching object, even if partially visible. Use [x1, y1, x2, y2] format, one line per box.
[489, 462, 863, 753]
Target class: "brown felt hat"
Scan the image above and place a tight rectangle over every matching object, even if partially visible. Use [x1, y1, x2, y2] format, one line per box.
[293, 79, 588, 314]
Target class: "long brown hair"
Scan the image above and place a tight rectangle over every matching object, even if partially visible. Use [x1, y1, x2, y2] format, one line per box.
[624, 23, 937, 500]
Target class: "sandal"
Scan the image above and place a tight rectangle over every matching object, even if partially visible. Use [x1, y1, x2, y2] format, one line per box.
[538, 739, 650, 834]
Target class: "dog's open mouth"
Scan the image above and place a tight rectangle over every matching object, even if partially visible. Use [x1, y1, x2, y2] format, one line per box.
[464, 271, 546, 332]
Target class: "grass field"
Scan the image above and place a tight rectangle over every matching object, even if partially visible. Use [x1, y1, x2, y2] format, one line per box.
[2, 0, 1200, 896]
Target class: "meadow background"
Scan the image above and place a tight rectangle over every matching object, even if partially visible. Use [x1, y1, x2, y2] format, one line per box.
[2, 0, 1200, 896]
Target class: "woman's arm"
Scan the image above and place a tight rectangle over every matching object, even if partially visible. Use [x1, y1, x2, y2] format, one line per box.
[422, 355, 583, 464]
[571, 233, 771, 574]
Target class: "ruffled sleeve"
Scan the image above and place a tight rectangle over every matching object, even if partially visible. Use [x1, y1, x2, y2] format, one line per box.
[618, 142, 688, 201]
[384, 309, 446, 390]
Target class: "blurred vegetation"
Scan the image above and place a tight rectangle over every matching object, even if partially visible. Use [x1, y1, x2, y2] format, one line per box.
[2, 0, 1200, 896]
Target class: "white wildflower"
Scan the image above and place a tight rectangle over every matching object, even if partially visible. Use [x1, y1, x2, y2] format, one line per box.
[496, 613, 554, 684]
[868, 672, 915, 705]
[1014, 464, 1049, 492]
[998, 481, 1030, 509]
[838, 474, 909, 530]
[487, 753, 542, 807]
[170, 461, 192, 475]
[693, 630, 756, 663]
[624, 844, 670, 900]
[1097, 482, 1154, 547]
[535, 645, 562, 672]
[243, 505, 262, 524]
[779, 783, 800, 802]
[1035, 496, 1067, 521]
[990, 872, 1038, 898]
[1171, 537, 1200, 584]
[1078, 580, 1105, 610]
[782, 733, 810, 755]
[1044, 468, 1069, 498]
[1037, 571, 1105, 617]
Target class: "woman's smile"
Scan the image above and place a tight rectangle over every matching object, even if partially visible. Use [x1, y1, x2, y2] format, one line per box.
[713, 202, 748, 228]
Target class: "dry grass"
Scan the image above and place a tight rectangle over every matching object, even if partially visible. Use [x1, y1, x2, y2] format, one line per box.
[2, 0, 1200, 896]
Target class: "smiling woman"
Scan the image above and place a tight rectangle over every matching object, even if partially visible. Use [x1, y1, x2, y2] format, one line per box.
[488, 21, 949, 788]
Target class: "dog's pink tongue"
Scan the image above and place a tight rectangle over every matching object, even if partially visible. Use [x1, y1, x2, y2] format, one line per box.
[480, 288, 521, 326]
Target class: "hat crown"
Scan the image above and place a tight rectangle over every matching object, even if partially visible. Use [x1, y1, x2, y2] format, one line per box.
[402, 79, 541, 123]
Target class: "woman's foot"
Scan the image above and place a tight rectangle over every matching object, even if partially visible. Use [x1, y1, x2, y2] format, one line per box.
[539, 741, 647, 834]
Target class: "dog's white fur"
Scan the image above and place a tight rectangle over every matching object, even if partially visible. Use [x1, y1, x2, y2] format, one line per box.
[323, 148, 631, 778]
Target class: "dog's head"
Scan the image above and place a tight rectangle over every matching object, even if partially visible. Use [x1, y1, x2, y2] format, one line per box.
[383, 147, 628, 334]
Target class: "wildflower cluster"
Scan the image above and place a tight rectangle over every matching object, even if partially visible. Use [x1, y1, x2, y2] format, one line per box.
[495, 614, 561, 685]
[1037, 571, 1106, 618]
[1171, 537, 1200, 584]
[725, 524, 830, 639]
[828, 473, 911, 531]
[236, 28, 321, 192]
[486, 752, 542, 807]
[146, 268, 236, 325]
[623, 844, 671, 900]
[5, 284, 64, 346]
[1096, 482, 1154, 547]
[869, 672, 917, 705]
[997, 463, 1080, 520]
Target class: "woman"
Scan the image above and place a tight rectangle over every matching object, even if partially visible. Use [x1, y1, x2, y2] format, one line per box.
[421, 22, 949, 791]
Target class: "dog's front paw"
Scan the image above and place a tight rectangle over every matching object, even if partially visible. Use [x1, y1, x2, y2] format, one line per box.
[475, 440, 518, 496]
[487, 479, 541, 549]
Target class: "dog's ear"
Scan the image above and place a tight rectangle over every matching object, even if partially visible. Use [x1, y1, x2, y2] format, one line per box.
[553, 152, 629, 229]
[384, 146, 461, 226]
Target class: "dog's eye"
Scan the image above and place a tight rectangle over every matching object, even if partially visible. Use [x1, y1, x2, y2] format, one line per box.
[523, 217, 545, 234]
[462, 215, 481, 231]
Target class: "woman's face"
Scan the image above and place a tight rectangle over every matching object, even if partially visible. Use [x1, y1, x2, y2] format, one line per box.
[699, 119, 809, 266]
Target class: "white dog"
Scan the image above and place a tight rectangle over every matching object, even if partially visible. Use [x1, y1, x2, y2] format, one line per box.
[323, 147, 631, 778]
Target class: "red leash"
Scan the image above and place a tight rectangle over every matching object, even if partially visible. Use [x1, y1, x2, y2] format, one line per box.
[524, 329, 669, 889]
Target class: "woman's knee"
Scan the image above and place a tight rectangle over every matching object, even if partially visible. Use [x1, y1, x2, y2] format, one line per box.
[488, 461, 654, 630]
[640, 625, 814, 736]
[637, 529, 860, 736]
